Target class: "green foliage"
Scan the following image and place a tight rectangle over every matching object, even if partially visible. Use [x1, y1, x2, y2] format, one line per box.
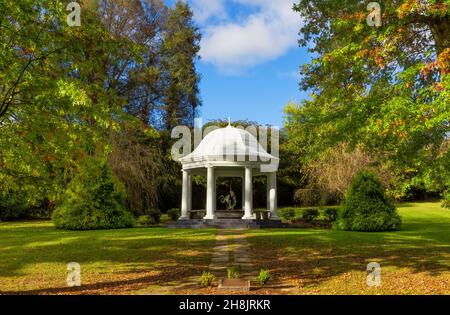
[167, 208, 181, 221]
[200, 271, 216, 287]
[301, 208, 319, 222]
[336, 171, 402, 232]
[279, 208, 296, 222]
[160, 0, 201, 129]
[227, 265, 241, 279]
[147, 209, 162, 224]
[0, 189, 28, 221]
[324, 208, 338, 222]
[442, 189, 450, 209]
[258, 269, 270, 286]
[0, 0, 201, 220]
[279, 207, 341, 225]
[52, 159, 134, 230]
[294, 189, 322, 207]
[286, 1, 450, 202]
[137, 215, 156, 227]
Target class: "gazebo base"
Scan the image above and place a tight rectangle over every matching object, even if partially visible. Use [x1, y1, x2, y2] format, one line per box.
[168, 219, 286, 229]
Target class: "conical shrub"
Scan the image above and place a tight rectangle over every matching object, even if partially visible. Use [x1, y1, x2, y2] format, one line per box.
[52, 158, 134, 230]
[336, 171, 401, 231]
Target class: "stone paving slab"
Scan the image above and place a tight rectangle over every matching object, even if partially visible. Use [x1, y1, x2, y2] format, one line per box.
[218, 279, 250, 291]
[209, 229, 258, 286]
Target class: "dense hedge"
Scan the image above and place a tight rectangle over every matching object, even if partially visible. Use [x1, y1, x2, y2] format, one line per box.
[0, 190, 28, 221]
[336, 171, 401, 231]
[278, 207, 338, 224]
[52, 160, 134, 230]
[0, 189, 52, 221]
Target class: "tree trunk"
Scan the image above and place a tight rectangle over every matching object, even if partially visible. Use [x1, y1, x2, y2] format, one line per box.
[429, 16, 450, 76]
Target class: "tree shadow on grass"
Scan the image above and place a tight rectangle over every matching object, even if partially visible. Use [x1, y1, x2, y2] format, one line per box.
[0, 224, 216, 294]
[246, 223, 450, 291]
[1, 217, 449, 294]
[0, 267, 202, 295]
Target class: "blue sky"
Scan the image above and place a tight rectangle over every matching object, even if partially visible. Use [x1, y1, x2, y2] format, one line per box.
[166, 0, 310, 127]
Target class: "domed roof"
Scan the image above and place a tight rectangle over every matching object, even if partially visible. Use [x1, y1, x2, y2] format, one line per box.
[179, 125, 277, 164]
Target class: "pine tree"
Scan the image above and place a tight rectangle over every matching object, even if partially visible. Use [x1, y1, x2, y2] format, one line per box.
[161, 0, 201, 130]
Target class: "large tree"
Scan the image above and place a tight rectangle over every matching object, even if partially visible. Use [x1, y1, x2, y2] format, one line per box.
[0, 0, 117, 211]
[285, 0, 449, 200]
[0, 0, 202, 216]
[160, 0, 201, 130]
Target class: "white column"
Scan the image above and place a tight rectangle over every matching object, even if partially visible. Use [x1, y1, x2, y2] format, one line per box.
[242, 167, 253, 219]
[180, 170, 189, 220]
[241, 176, 245, 211]
[214, 173, 217, 212]
[204, 166, 216, 219]
[268, 172, 279, 220]
[187, 174, 192, 213]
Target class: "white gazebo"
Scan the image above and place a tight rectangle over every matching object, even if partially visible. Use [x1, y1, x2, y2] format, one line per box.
[175, 124, 281, 227]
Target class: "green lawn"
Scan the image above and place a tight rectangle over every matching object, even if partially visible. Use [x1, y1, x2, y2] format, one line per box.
[0, 202, 448, 294]
[0, 223, 216, 294]
[246, 202, 450, 294]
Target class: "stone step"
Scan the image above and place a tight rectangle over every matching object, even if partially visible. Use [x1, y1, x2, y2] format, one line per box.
[215, 210, 245, 219]
[168, 219, 286, 229]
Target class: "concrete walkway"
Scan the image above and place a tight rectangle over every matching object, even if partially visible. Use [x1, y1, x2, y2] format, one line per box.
[209, 229, 256, 281]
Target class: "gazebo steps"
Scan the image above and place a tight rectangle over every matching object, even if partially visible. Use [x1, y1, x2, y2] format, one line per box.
[190, 210, 245, 219]
[167, 219, 286, 229]
[216, 210, 244, 219]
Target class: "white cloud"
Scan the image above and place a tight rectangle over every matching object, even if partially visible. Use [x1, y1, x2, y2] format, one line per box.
[191, 0, 302, 73]
[190, 0, 227, 23]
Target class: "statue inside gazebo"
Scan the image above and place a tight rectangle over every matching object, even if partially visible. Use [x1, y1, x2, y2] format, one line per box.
[171, 123, 284, 228]
[219, 180, 237, 210]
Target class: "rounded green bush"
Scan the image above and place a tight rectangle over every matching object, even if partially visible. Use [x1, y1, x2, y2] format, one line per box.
[336, 171, 401, 231]
[52, 159, 134, 230]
